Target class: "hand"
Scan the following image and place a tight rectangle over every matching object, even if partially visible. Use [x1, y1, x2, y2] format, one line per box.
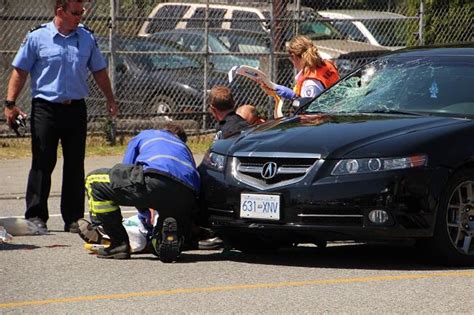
[275, 84, 297, 100]
[106, 99, 118, 118]
[259, 83, 274, 96]
[4, 105, 26, 128]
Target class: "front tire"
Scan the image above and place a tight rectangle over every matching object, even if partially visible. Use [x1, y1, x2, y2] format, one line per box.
[150, 95, 175, 121]
[428, 169, 474, 266]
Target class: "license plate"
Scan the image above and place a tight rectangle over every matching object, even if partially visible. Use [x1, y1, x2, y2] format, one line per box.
[240, 193, 280, 220]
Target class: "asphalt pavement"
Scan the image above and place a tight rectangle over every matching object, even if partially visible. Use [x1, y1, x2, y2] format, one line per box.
[1, 155, 473, 314]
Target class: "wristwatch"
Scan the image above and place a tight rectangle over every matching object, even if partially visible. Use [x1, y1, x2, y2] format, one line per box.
[4, 100, 15, 109]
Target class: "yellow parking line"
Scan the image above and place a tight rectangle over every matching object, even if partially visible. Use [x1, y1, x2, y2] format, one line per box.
[1, 271, 473, 309]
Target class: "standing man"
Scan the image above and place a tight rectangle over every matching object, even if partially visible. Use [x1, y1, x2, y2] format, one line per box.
[3, 0, 118, 233]
[85, 123, 200, 262]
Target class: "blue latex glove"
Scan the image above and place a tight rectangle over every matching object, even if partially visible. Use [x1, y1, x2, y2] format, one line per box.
[275, 84, 297, 100]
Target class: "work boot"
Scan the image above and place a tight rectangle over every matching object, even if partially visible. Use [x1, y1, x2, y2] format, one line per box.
[97, 242, 131, 259]
[96, 211, 130, 259]
[152, 217, 181, 263]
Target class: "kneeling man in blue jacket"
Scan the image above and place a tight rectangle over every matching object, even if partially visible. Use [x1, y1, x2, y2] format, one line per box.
[84, 123, 200, 262]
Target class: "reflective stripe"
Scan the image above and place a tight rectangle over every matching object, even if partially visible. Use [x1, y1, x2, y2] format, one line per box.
[91, 203, 119, 214]
[147, 154, 196, 171]
[85, 173, 119, 214]
[140, 137, 187, 152]
[86, 174, 110, 184]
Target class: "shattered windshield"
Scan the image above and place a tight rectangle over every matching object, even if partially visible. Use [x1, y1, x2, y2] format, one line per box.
[302, 55, 474, 117]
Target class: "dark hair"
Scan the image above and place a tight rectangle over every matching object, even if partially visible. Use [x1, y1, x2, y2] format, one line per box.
[54, 0, 85, 14]
[163, 122, 187, 143]
[208, 85, 235, 111]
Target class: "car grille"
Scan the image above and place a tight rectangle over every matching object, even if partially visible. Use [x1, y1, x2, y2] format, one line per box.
[232, 152, 322, 190]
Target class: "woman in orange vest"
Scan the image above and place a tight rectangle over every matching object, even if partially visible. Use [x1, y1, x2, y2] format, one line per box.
[274, 35, 340, 100]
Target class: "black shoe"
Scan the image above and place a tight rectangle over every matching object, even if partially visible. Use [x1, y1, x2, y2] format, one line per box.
[77, 219, 109, 244]
[199, 237, 224, 250]
[97, 242, 131, 259]
[64, 221, 80, 233]
[27, 217, 48, 232]
[152, 217, 180, 263]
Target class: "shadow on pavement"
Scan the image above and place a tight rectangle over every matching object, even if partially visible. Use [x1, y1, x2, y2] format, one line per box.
[173, 242, 467, 271]
[0, 243, 41, 251]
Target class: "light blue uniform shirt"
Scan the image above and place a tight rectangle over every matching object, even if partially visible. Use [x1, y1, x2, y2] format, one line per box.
[12, 21, 107, 103]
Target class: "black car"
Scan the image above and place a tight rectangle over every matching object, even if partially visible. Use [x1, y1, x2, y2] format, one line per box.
[88, 36, 262, 121]
[199, 44, 474, 266]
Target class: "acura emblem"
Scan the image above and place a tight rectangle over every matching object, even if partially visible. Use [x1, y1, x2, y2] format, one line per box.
[261, 162, 277, 179]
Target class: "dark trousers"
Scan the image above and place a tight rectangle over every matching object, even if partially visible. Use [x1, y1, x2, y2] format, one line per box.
[25, 98, 87, 225]
[86, 166, 197, 244]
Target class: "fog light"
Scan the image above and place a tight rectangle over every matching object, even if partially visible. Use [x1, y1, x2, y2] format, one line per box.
[368, 210, 389, 224]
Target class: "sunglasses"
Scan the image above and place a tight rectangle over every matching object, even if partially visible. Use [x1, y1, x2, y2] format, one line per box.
[65, 8, 86, 17]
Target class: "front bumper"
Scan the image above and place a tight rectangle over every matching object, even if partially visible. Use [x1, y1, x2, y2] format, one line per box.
[200, 163, 450, 243]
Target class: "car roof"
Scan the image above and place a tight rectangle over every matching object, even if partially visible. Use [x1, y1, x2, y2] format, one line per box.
[385, 44, 474, 58]
[156, 2, 264, 12]
[151, 28, 267, 37]
[318, 10, 406, 19]
[96, 35, 191, 52]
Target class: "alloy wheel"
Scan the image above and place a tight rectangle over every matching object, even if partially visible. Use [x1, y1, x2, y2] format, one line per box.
[446, 180, 474, 255]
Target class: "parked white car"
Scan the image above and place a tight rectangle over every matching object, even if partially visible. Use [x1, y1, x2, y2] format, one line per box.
[318, 10, 410, 50]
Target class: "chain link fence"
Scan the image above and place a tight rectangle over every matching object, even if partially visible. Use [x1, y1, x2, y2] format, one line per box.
[1, 0, 472, 144]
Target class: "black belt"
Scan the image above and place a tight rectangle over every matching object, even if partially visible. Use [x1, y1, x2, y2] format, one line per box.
[33, 98, 84, 105]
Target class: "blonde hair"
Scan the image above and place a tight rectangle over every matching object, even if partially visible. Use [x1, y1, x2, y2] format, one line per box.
[287, 35, 324, 70]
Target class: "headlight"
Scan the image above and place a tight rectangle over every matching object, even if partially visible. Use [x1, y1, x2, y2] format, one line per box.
[331, 155, 427, 175]
[202, 151, 226, 171]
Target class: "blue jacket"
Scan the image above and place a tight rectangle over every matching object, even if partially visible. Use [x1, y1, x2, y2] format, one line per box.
[123, 130, 200, 194]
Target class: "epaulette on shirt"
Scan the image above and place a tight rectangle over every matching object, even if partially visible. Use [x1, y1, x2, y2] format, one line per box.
[29, 24, 46, 33]
[79, 24, 95, 34]
[79, 24, 98, 46]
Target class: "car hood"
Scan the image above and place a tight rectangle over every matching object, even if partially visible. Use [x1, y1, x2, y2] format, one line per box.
[214, 114, 469, 159]
[314, 39, 389, 59]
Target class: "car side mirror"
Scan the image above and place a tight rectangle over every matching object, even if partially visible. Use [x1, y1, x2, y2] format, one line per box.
[292, 97, 313, 108]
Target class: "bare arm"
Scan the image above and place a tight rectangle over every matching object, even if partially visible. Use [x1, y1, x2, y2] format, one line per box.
[92, 68, 118, 117]
[4, 68, 28, 126]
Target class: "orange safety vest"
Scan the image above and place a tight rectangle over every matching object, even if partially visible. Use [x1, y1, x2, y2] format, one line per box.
[293, 60, 340, 97]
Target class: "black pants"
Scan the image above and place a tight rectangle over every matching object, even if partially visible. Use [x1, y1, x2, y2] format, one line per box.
[25, 98, 87, 225]
[85, 165, 197, 244]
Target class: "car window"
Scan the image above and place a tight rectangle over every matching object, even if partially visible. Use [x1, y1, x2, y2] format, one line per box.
[299, 15, 344, 40]
[332, 20, 368, 42]
[364, 19, 408, 47]
[120, 38, 201, 70]
[214, 32, 269, 54]
[154, 32, 204, 52]
[147, 5, 189, 33]
[303, 56, 474, 117]
[187, 8, 226, 28]
[231, 11, 265, 32]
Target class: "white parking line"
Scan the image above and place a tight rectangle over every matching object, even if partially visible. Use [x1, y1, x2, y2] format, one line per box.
[0, 210, 138, 219]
